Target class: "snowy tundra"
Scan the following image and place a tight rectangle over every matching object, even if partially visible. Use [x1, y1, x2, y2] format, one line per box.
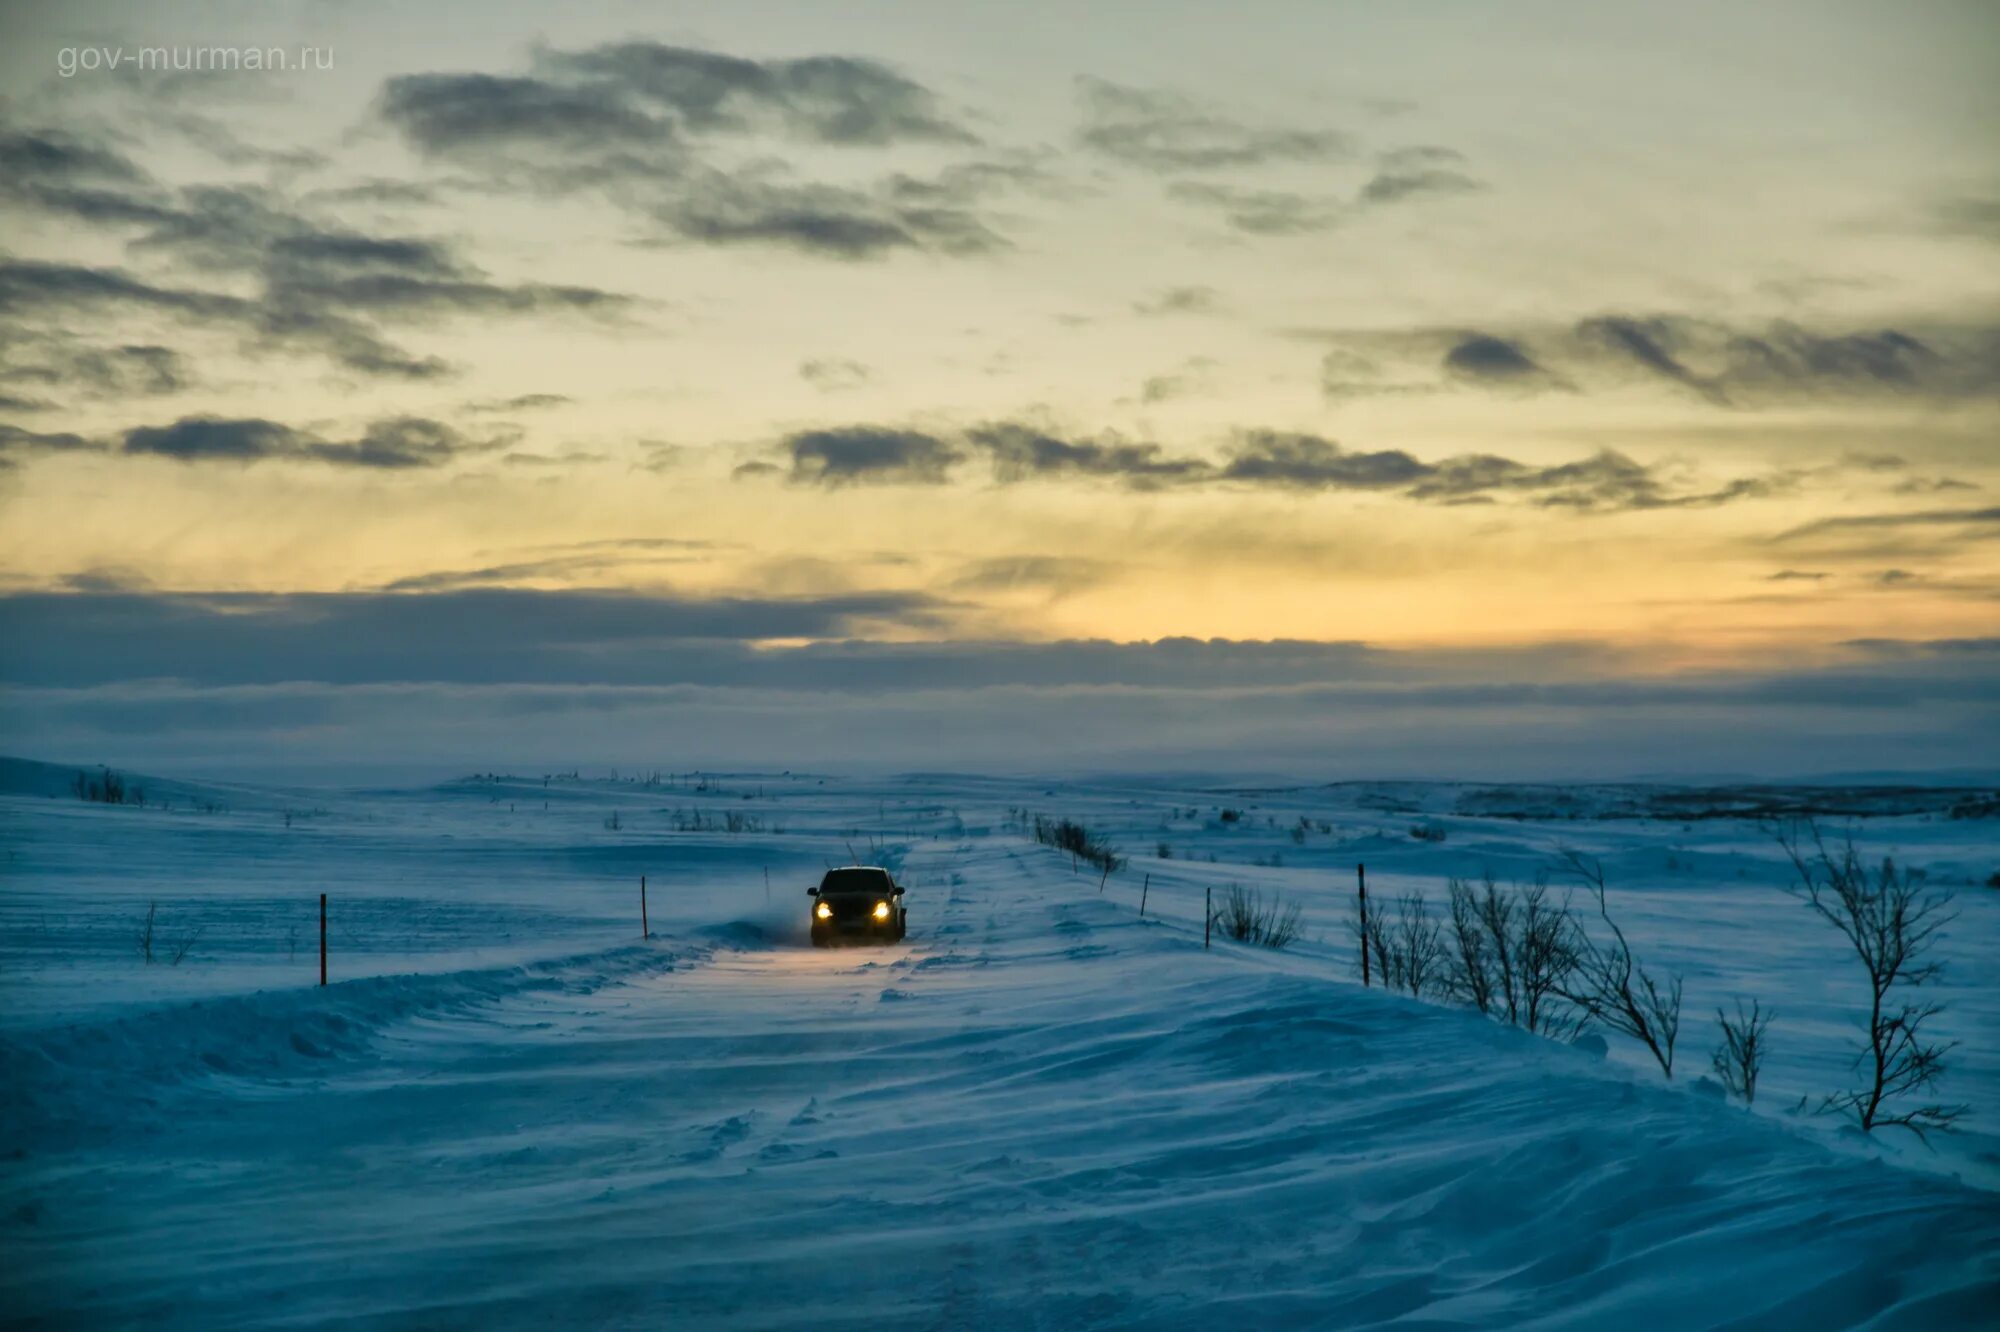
[2, 758, 1997, 1329]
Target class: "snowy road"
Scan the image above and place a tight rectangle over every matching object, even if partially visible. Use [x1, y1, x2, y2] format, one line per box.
[6, 811, 1999, 1329]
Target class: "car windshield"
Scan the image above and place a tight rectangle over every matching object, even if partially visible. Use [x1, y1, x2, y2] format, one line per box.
[819, 868, 893, 895]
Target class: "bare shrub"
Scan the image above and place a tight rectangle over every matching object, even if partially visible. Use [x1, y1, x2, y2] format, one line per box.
[1032, 814, 1124, 876]
[1712, 998, 1772, 1104]
[1435, 873, 1585, 1037]
[1214, 884, 1302, 949]
[1779, 822, 1965, 1138]
[1556, 850, 1683, 1078]
[74, 767, 131, 805]
[137, 900, 157, 964]
[168, 925, 203, 967]
[1359, 891, 1446, 997]
[1409, 822, 1448, 843]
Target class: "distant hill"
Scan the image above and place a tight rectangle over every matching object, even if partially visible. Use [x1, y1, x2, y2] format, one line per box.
[0, 756, 284, 813]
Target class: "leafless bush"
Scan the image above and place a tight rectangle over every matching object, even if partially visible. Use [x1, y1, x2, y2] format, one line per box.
[1434, 873, 1585, 1037]
[137, 900, 157, 963]
[1409, 823, 1448, 843]
[1712, 998, 1772, 1104]
[75, 767, 135, 805]
[1556, 850, 1683, 1078]
[1779, 822, 1965, 1138]
[1359, 891, 1446, 997]
[168, 925, 203, 967]
[1032, 814, 1124, 876]
[1214, 884, 1303, 949]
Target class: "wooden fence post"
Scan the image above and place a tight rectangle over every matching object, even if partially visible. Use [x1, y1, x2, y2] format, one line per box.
[1204, 886, 1211, 950]
[1357, 864, 1369, 988]
[1139, 873, 1150, 918]
[319, 892, 327, 986]
[641, 875, 649, 939]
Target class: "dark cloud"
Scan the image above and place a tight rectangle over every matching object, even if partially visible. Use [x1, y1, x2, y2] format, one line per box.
[467, 393, 572, 413]
[1767, 570, 1830, 582]
[742, 419, 1793, 511]
[0, 259, 449, 381]
[966, 423, 1209, 487]
[1166, 181, 1346, 235]
[0, 423, 100, 469]
[1359, 165, 1481, 204]
[1305, 314, 1999, 406]
[375, 46, 1005, 260]
[778, 427, 964, 486]
[947, 556, 1117, 597]
[1892, 476, 1979, 495]
[1220, 432, 1785, 511]
[1076, 78, 1351, 171]
[379, 541, 713, 592]
[799, 358, 871, 391]
[1139, 359, 1215, 403]
[0, 169, 629, 378]
[122, 416, 300, 463]
[302, 179, 442, 208]
[1576, 315, 1993, 405]
[0, 113, 634, 383]
[379, 73, 670, 154]
[648, 171, 1003, 258]
[1359, 147, 1482, 206]
[1219, 432, 1428, 490]
[1167, 144, 1481, 236]
[118, 414, 496, 469]
[1772, 506, 2000, 543]
[0, 258, 246, 322]
[4, 613, 1993, 778]
[1132, 286, 1221, 316]
[0, 588, 954, 689]
[1442, 333, 1557, 387]
[1, 337, 189, 403]
[0, 126, 178, 227]
[541, 43, 975, 146]
[1578, 315, 1719, 400]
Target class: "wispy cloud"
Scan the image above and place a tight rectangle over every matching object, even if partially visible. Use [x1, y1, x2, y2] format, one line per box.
[117, 415, 507, 469]
[1075, 77, 1351, 171]
[738, 419, 1795, 512]
[375, 43, 1015, 260]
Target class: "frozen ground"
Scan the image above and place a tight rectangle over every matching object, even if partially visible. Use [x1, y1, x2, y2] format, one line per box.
[2, 759, 1997, 1328]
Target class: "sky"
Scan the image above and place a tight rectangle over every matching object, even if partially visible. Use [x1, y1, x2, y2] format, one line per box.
[0, 0, 1995, 779]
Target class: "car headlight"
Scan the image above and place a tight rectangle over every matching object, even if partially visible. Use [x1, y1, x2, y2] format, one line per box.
[872, 900, 892, 921]
[815, 901, 832, 920]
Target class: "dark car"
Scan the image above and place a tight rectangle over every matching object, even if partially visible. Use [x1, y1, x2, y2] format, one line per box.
[809, 866, 907, 946]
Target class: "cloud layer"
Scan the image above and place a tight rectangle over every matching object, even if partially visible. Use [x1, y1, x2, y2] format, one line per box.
[746, 421, 1791, 512]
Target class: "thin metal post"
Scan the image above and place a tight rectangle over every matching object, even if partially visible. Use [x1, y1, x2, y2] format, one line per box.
[1358, 864, 1370, 988]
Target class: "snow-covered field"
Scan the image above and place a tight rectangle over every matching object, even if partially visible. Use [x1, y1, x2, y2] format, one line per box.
[2, 759, 1997, 1328]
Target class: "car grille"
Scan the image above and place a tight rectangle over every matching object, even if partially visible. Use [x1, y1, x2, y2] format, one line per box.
[825, 896, 875, 923]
